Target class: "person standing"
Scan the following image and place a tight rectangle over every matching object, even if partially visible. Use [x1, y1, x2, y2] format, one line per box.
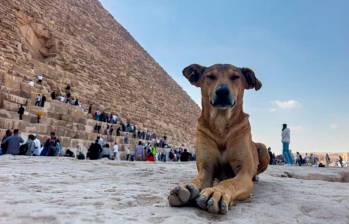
[325, 153, 331, 167]
[18, 105, 25, 120]
[88, 104, 92, 114]
[36, 111, 44, 123]
[113, 142, 119, 160]
[35, 94, 42, 106]
[339, 155, 344, 167]
[282, 124, 292, 165]
[125, 146, 130, 161]
[1, 129, 24, 155]
[296, 152, 302, 166]
[268, 147, 275, 165]
[41, 95, 46, 107]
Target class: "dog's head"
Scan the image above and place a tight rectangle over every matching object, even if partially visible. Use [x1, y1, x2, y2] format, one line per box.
[183, 64, 262, 109]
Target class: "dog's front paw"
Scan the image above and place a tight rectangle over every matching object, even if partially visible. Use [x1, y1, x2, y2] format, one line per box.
[168, 184, 200, 207]
[196, 187, 231, 214]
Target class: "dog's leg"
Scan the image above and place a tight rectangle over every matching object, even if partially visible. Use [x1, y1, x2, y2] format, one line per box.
[168, 163, 214, 207]
[168, 131, 218, 207]
[255, 142, 269, 175]
[196, 172, 253, 214]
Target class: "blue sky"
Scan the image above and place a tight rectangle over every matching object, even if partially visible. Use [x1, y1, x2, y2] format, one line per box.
[100, 0, 349, 154]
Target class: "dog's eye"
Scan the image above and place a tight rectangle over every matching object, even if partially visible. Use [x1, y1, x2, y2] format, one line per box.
[230, 75, 240, 81]
[207, 75, 217, 81]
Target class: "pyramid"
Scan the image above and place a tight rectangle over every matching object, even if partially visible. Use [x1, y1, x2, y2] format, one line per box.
[0, 0, 200, 150]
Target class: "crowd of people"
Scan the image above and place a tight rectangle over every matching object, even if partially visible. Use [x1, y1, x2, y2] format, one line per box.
[267, 123, 347, 168]
[0, 130, 62, 157]
[0, 127, 195, 163]
[84, 137, 194, 162]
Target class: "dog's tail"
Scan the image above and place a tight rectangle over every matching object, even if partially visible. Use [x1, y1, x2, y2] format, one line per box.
[255, 143, 270, 175]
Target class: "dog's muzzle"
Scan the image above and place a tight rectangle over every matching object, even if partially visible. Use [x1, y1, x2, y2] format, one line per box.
[211, 84, 235, 108]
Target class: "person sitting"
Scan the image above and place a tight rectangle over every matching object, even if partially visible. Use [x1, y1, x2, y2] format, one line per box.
[95, 110, 101, 121]
[180, 149, 191, 162]
[76, 151, 85, 160]
[57, 95, 65, 102]
[32, 134, 41, 156]
[74, 99, 80, 106]
[124, 133, 129, 144]
[24, 134, 36, 156]
[111, 114, 118, 124]
[51, 91, 56, 100]
[87, 141, 102, 160]
[94, 123, 101, 134]
[168, 149, 175, 161]
[116, 127, 121, 136]
[96, 136, 104, 147]
[41, 132, 60, 156]
[146, 148, 155, 162]
[1, 129, 13, 155]
[65, 84, 71, 98]
[64, 149, 75, 158]
[109, 125, 114, 136]
[1, 129, 24, 155]
[134, 141, 144, 161]
[101, 144, 112, 159]
[121, 122, 126, 132]
[37, 74, 43, 84]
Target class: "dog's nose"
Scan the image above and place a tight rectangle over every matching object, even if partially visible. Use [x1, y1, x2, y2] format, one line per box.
[215, 84, 230, 98]
[211, 84, 234, 108]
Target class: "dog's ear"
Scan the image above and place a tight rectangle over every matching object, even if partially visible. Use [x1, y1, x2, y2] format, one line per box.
[240, 67, 262, 91]
[182, 64, 206, 87]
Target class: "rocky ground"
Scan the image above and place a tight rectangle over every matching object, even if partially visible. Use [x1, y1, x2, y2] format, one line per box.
[0, 155, 348, 224]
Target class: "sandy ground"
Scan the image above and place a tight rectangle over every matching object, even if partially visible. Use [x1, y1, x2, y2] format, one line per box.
[0, 155, 348, 224]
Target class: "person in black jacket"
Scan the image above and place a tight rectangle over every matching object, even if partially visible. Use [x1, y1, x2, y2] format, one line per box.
[180, 149, 191, 162]
[41, 95, 46, 107]
[87, 141, 102, 160]
[18, 105, 25, 120]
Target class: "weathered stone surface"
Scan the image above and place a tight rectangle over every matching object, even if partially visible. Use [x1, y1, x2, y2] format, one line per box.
[0, 157, 348, 224]
[0, 0, 200, 147]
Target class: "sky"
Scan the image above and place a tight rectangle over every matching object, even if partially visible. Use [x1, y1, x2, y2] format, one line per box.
[100, 0, 349, 154]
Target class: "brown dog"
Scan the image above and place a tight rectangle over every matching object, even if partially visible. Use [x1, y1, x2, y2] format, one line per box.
[168, 64, 269, 214]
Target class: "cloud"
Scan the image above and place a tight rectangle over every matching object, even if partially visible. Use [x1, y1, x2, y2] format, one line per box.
[270, 100, 302, 111]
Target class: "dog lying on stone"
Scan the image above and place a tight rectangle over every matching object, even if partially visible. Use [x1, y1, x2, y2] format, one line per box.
[168, 64, 269, 214]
